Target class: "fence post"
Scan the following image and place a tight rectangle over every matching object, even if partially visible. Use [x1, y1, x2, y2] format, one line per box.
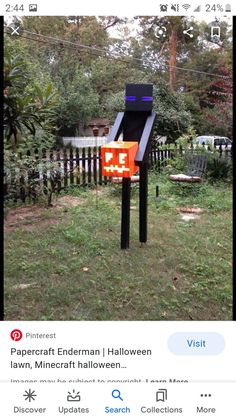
[87, 147, 92, 185]
[82, 147, 86, 187]
[98, 147, 102, 185]
[219, 144, 222, 158]
[26, 149, 31, 201]
[41, 148, 48, 196]
[19, 151, 26, 203]
[93, 146, 97, 186]
[63, 148, 68, 189]
[69, 147, 74, 187]
[75, 148, 80, 186]
[56, 149, 62, 192]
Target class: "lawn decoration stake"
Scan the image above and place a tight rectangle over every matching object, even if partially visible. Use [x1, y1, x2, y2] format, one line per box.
[101, 84, 156, 249]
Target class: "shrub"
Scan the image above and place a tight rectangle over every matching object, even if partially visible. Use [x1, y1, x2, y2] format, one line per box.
[206, 154, 232, 181]
[4, 146, 80, 206]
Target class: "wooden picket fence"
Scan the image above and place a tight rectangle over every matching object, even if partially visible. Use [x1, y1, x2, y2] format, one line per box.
[4, 143, 232, 203]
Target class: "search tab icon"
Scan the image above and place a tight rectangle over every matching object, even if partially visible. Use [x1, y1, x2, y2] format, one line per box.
[112, 389, 123, 401]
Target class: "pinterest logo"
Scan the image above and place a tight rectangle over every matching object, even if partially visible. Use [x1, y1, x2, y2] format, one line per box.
[10, 329, 23, 341]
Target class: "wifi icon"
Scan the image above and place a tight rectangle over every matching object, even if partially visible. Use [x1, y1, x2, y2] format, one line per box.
[182, 4, 191, 11]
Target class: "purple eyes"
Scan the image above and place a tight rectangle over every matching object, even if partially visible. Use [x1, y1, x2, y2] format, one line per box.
[141, 96, 153, 101]
[125, 96, 153, 102]
[125, 96, 136, 101]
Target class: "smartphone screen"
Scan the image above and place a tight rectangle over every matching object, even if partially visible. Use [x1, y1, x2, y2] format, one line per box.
[1, 1, 235, 417]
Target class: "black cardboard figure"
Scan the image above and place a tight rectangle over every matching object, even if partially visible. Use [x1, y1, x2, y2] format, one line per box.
[102, 83, 157, 249]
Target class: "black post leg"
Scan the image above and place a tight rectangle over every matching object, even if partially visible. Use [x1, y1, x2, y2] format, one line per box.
[121, 177, 131, 249]
[139, 163, 148, 243]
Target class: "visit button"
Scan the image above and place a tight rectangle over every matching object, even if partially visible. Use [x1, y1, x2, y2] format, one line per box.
[168, 332, 225, 355]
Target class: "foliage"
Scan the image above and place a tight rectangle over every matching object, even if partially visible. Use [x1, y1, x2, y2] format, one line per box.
[55, 69, 100, 136]
[176, 127, 197, 147]
[4, 145, 80, 206]
[4, 16, 232, 145]
[153, 83, 192, 142]
[182, 53, 232, 138]
[4, 48, 58, 149]
[206, 154, 232, 181]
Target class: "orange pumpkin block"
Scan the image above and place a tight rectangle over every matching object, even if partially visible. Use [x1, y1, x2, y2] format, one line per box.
[101, 141, 139, 178]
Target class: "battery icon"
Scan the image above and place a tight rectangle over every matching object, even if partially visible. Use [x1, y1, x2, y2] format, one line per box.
[225, 4, 231, 12]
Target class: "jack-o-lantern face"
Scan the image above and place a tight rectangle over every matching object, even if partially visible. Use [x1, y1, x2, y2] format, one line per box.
[101, 141, 139, 178]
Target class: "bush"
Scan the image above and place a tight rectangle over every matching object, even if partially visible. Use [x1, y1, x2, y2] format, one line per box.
[206, 154, 232, 181]
[4, 146, 78, 206]
[167, 155, 185, 172]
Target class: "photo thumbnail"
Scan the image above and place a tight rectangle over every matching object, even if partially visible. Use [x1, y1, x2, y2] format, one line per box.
[3, 15, 233, 321]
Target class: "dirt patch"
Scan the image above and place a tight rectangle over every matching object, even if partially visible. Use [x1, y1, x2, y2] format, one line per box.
[177, 207, 204, 214]
[12, 283, 40, 290]
[177, 207, 204, 221]
[54, 195, 83, 208]
[91, 188, 105, 196]
[4, 195, 83, 232]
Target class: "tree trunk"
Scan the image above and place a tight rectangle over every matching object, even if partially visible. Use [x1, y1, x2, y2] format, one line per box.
[168, 24, 178, 90]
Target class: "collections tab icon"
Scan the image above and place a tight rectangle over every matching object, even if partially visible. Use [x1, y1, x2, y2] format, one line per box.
[156, 389, 167, 402]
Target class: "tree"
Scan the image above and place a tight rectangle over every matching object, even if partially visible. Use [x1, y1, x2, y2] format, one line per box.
[55, 69, 100, 136]
[4, 49, 58, 149]
[153, 83, 192, 142]
[5, 16, 232, 142]
[198, 64, 232, 138]
[137, 16, 197, 90]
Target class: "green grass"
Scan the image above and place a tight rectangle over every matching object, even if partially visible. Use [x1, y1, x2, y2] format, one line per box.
[4, 171, 232, 320]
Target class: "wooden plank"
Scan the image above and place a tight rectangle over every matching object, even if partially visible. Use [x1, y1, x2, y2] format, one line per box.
[160, 148, 164, 170]
[164, 148, 167, 162]
[56, 149, 62, 192]
[93, 147, 97, 186]
[42, 148, 48, 195]
[31, 148, 39, 203]
[75, 148, 80, 185]
[69, 147, 74, 186]
[157, 148, 161, 172]
[98, 147, 102, 185]
[88, 147, 92, 185]
[26, 149, 31, 200]
[63, 148, 68, 188]
[82, 147, 86, 186]
[154, 146, 157, 167]
[18, 151, 26, 203]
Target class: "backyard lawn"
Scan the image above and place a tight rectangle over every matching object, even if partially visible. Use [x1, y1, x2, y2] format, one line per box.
[4, 171, 232, 321]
